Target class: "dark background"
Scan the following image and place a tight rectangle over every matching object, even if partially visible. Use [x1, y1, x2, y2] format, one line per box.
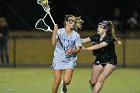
[0, 0, 139, 30]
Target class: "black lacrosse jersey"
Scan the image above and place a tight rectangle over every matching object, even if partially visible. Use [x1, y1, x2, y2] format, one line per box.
[89, 34, 117, 65]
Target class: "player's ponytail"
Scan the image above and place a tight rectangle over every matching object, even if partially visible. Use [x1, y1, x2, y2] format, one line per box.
[108, 21, 121, 44]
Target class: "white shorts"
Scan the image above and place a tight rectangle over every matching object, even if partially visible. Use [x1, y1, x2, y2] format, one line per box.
[52, 57, 76, 70]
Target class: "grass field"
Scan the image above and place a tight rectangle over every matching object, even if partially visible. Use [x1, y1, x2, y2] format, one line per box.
[1, 31, 139, 93]
[0, 67, 140, 93]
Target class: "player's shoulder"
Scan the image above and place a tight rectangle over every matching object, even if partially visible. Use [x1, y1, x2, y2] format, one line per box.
[58, 28, 65, 32]
[89, 34, 99, 38]
[104, 35, 114, 40]
[58, 28, 65, 34]
[73, 30, 80, 36]
[94, 34, 100, 37]
[103, 35, 115, 44]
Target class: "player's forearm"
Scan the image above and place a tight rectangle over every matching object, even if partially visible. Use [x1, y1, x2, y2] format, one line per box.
[81, 39, 87, 43]
[83, 42, 108, 51]
[71, 48, 81, 54]
[81, 37, 91, 43]
[85, 45, 101, 51]
[66, 47, 81, 55]
[51, 31, 57, 46]
[71, 49, 80, 54]
[52, 24, 58, 46]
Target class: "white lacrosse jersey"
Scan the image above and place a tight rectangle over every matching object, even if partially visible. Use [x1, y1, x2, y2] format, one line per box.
[52, 28, 82, 69]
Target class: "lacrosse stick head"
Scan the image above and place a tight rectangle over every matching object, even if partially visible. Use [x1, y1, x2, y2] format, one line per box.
[35, 19, 52, 32]
[37, 0, 50, 13]
[37, 0, 48, 5]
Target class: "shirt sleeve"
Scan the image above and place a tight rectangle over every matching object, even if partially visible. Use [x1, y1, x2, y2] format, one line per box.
[88, 34, 97, 42]
[75, 34, 82, 47]
[103, 37, 114, 45]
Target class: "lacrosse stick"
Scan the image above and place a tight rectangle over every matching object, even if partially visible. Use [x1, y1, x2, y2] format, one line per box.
[35, 0, 55, 32]
[36, 0, 71, 57]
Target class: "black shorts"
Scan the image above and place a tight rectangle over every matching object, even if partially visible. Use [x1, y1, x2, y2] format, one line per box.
[93, 61, 116, 67]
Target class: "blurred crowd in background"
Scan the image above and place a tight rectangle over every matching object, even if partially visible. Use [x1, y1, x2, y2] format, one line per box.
[111, 8, 140, 32]
[0, 17, 10, 67]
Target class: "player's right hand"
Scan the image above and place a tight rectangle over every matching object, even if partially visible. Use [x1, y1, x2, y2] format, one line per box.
[81, 46, 87, 51]
[54, 24, 58, 32]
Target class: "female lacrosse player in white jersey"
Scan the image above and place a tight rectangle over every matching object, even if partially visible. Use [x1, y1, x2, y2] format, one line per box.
[81, 21, 121, 93]
[51, 15, 83, 93]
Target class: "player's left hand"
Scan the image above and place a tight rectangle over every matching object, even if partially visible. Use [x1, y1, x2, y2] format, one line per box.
[66, 48, 72, 55]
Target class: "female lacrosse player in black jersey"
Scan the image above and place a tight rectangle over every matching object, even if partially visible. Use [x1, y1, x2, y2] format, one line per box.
[81, 21, 121, 93]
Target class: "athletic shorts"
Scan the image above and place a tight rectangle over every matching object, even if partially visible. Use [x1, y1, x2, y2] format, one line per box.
[52, 57, 76, 70]
[94, 60, 117, 67]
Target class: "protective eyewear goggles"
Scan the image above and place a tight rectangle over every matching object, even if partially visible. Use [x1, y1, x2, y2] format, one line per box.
[67, 19, 76, 24]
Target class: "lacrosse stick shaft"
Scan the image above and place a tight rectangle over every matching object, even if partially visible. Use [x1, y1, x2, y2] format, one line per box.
[43, 13, 48, 20]
[48, 12, 55, 25]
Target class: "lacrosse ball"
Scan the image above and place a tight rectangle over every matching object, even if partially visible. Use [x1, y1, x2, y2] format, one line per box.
[42, 0, 47, 4]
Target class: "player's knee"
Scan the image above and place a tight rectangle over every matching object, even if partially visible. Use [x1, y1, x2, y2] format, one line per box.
[54, 78, 61, 85]
[97, 77, 105, 83]
[89, 79, 97, 85]
[63, 79, 71, 85]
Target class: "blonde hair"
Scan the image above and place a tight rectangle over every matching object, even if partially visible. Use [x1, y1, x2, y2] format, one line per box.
[64, 15, 84, 31]
[108, 21, 121, 44]
[74, 16, 84, 31]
